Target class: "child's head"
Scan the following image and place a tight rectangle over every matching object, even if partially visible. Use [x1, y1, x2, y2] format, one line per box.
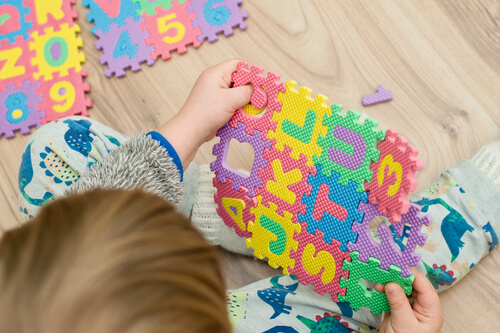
[0, 189, 230, 333]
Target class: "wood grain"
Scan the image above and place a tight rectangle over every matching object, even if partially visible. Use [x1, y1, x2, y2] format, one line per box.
[1, 0, 499, 330]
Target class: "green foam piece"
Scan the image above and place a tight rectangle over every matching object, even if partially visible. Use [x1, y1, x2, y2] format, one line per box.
[338, 251, 414, 314]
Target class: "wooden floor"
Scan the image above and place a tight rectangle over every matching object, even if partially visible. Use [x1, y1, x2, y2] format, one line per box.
[1, 0, 499, 331]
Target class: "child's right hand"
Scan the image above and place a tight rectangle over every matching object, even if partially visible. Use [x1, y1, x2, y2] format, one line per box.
[376, 268, 444, 333]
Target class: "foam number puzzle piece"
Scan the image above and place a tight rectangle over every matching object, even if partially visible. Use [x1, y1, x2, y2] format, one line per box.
[348, 202, 431, 277]
[256, 145, 316, 217]
[213, 175, 257, 238]
[95, 17, 154, 77]
[30, 23, 85, 81]
[38, 69, 91, 124]
[338, 251, 414, 315]
[142, 1, 201, 61]
[0, 37, 34, 91]
[133, 0, 187, 16]
[0, 80, 44, 138]
[25, 0, 77, 31]
[247, 198, 301, 275]
[299, 165, 368, 251]
[82, 0, 140, 34]
[365, 129, 424, 222]
[313, 105, 386, 193]
[268, 81, 331, 167]
[0, 0, 32, 43]
[211, 122, 271, 197]
[289, 224, 350, 301]
[362, 85, 393, 106]
[229, 61, 286, 140]
[187, 0, 247, 43]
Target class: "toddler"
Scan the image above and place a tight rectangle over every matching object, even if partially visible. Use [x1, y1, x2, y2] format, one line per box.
[10, 59, 500, 332]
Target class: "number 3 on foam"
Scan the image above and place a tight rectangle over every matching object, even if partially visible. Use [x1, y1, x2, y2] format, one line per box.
[378, 154, 402, 196]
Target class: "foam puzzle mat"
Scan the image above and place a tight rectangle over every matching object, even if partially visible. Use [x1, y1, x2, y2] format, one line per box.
[83, 0, 248, 77]
[211, 62, 430, 314]
[0, 0, 90, 139]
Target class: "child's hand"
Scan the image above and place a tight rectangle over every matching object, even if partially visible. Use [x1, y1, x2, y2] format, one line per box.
[376, 268, 444, 333]
[158, 59, 253, 169]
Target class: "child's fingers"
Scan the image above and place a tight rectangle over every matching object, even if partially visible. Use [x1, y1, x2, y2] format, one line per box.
[374, 283, 385, 293]
[226, 85, 254, 110]
[411, 268, 442, 315]
[212, 59, 245, 85]
[385, 283, 414, 319]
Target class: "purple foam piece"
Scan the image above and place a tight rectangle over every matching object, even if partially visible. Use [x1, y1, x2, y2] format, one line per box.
[0, 80, 44, 139]
[210, 122, 271, 197]
[328, 125, 367, 170]
[187, 0, 248, 43]
[348, 201, 431, 277]
[362, 85, 393, 106]
[95, 16, 154, 78]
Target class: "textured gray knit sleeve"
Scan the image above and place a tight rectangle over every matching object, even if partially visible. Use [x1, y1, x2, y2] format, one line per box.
[67, 133, 183, 206]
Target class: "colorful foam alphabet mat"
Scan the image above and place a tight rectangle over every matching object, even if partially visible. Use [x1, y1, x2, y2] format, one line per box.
[83, 0, 248, 77]
[0, 0, 90, 139]
[211, 62, 430, 314]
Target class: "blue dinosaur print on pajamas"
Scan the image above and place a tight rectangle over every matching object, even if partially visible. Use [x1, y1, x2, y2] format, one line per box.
[19, 142, 54, 207]
[337, 301, 354, 318]
[482, 222, 498, 252]
[262, 326, 298, 333]
[258, 275, 298, 319]
[423, 261, 455, 289]
[63, 119, 95, 157]
[105, 134, 121, 147]
[415, 197, 474, 262]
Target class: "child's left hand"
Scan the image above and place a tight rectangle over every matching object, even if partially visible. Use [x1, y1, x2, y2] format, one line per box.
[158, 59, 254, 169]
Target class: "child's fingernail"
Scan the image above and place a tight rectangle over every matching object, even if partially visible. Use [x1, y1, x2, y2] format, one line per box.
[386, 284, 398, 295]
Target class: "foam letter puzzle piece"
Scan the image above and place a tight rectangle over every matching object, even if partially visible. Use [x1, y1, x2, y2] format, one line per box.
[0, 1, 32, 43]
[187, 0, 248, 43]
[213, 175, 256, 238]
[338, 251, 414, 314]
[229, 61, 286, 140]
[365, 129, 424, 222]
[247, 198, 301, 275]
[269, 81, 332, 167]
[314, 105, 386, 193]
[256, 145, 317, 217]
[142, 1, 201, 61]
[25, 0, 77, 31]
[289, 224, 351, 301]
[362, 85, 393, 106]
[348, 201, 431, 277]
[30, 23, 85, 81]
[0, 37, 34, 91]
[95, 17, 154, 77]
[211, 122, 271, 197]
[82, 0, 140, 34]
[133, 0, 187, 16]
[38, 68, 91, 124]
[0, 80, 44, 138]
[299, 165, 368, 251]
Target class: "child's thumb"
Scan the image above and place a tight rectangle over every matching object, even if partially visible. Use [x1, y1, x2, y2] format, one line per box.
[385, 283, 413, 320]
[227, 85, 254, 110]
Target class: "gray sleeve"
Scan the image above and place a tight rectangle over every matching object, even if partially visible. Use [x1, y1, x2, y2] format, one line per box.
[67, 133, 183, 206]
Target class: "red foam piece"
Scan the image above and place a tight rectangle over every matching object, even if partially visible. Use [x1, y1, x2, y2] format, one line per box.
[365, 129, 424, 222]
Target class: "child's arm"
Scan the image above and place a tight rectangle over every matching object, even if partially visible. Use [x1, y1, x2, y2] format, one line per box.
[157, 59, 253, 170]
[67, 60, 252, 207]
[375, 268, 444, 333]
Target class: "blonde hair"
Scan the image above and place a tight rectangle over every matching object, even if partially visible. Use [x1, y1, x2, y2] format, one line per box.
[0, 189, 230, 333]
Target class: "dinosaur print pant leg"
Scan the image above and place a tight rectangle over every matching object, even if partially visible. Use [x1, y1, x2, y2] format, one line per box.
[18, 116, 128, 221]
[227, 160, 500, 332]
